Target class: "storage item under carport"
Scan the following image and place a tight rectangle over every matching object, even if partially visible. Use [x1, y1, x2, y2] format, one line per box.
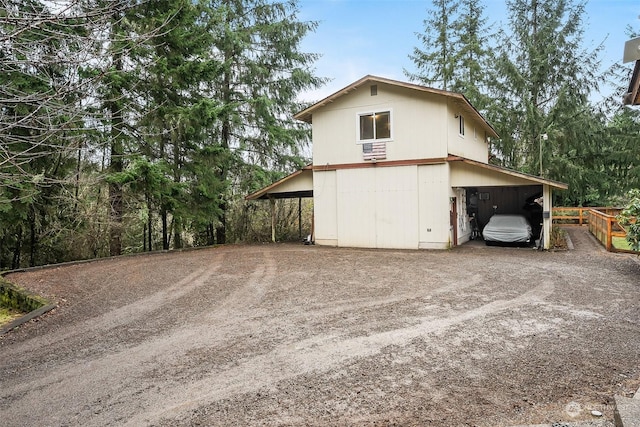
[482, 214, 533, 245]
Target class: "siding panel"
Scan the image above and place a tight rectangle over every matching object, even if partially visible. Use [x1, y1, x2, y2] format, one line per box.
[313, 170, 338, 244]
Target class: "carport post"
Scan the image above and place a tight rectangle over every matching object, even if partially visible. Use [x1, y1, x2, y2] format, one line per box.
[269, 196, 276, 243]
[298, 197, 302, 239]
[543, 185, 552, 249]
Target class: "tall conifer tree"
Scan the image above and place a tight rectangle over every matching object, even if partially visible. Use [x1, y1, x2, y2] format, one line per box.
[486, 0, 603, 178]
[407, 0, 458, 91]
[200, 0, 323, 244]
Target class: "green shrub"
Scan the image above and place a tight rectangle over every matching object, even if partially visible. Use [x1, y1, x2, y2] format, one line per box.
[617, 189, 640, 252]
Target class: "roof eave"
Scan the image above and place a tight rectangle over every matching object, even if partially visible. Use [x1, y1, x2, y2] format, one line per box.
[245, 165, 313, 201]
[448, 155, 569, 190]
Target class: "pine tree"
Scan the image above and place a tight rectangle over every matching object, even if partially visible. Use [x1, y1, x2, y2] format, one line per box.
[199, 0, 323, 244]
[450, 0, 493, 109]
[128, 0, 225, 250]
[406, 0, 458, 91]
[407, 0, 492, 111]
[486, 0, 604, 182]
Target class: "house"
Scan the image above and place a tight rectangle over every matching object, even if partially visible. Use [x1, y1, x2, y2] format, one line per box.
[247, 75, 567, 250]
[623, 36, 640, 105]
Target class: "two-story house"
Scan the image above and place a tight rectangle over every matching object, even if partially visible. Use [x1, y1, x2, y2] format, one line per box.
[247, 75, 567, 250]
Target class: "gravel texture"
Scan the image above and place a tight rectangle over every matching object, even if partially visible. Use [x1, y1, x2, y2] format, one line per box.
[0, 227, 638, 426]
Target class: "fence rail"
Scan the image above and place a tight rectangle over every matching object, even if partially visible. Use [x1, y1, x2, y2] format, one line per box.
[552, 207, 636, 253]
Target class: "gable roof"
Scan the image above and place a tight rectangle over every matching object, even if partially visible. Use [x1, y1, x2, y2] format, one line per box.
[294, 75, 499, 139]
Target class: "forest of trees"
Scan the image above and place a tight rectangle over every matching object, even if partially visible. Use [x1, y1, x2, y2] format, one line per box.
[0, 0, 322, 268]
[409, 0, 640, 205]
[1, 0, 638, 268]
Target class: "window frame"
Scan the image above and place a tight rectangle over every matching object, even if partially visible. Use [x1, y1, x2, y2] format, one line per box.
[458, 115, 465, 137]
[356, 109, 393, 144]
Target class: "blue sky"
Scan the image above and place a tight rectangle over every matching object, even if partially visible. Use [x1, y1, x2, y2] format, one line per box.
[297, 0, 640, 102]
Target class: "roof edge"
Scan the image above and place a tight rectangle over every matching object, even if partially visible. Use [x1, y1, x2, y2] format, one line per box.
[245, 165, 312, 200]
[448, 155, 569, 190]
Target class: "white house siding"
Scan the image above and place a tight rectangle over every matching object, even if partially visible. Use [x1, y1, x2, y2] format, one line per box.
[418, 163, 451, 249]
[373, 166, 419, 249]
[312, 84, 449, 167]
[335, 168, 377, 248]
[315, 166, 419, 249]
[271, 169, 313, 194]
[313, 170, 338, 246]
[450, 162, 536, 187]
[446, 100, 491, 163]
[393, 91, 448, 161]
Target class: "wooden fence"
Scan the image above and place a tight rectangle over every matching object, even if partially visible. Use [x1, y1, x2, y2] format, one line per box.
[552, 207, 637, 253]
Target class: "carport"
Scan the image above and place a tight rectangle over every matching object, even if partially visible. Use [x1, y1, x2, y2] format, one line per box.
[247, 158, 568, 250]
[245, 166, 313, 242]
[449, 156, 569, 248]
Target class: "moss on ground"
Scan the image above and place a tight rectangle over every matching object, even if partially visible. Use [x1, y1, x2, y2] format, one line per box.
[0, 276, 49, 313]
[0, 306, 25, 325]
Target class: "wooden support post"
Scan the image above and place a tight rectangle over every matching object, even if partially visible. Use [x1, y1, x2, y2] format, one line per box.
[269, 196, 276, 243]
[298, 197, 302, 239]
[542, 184, 551, 249]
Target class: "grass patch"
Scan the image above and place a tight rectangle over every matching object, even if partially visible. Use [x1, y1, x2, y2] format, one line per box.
[0, 306, 25, 325]
[613, 236, 637, 252]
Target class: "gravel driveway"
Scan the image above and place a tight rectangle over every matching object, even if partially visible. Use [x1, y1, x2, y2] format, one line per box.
[1, 227, 639, 426]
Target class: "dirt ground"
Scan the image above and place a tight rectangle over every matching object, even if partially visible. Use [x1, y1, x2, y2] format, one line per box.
[0, 227, 639, 427]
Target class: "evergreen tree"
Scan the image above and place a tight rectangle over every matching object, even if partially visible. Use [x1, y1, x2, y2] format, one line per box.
[406, 0, 458, 91]
[486, 0, 604, 183]
[407, 0, 492, 109]
[200, 0, 323, 243]
[129, 0, 224, 250]
[450, 0, 493, 109]
[0, 0, 322, 263]
[595, 24, 640, 202]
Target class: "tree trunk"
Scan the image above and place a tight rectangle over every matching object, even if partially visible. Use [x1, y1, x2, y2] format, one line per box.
[108, 21, 124, 257]
[29, 208, 36, 267]
[172, 129, 182, 249]
[216, 202, 226, 244]
[207, 223, 214, 246]
[174, 217, 183, 249]
[162, 207, 169, 250]
[147, 195, 152, 251]
[12, 226, 22, 269]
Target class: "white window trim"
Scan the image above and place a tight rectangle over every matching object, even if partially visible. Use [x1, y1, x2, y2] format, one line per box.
[356, 108, 394, 144]
[458, 115, 465, 138]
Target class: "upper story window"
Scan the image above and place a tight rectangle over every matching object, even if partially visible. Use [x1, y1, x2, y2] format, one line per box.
[458, 115, 465, 136]
[357, 110, 392, 143]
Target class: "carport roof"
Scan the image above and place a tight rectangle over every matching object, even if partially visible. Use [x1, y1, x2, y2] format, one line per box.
[246, 156, 568, 202]
[245, 166, 313, 200]
[448, 156, 568, 190]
